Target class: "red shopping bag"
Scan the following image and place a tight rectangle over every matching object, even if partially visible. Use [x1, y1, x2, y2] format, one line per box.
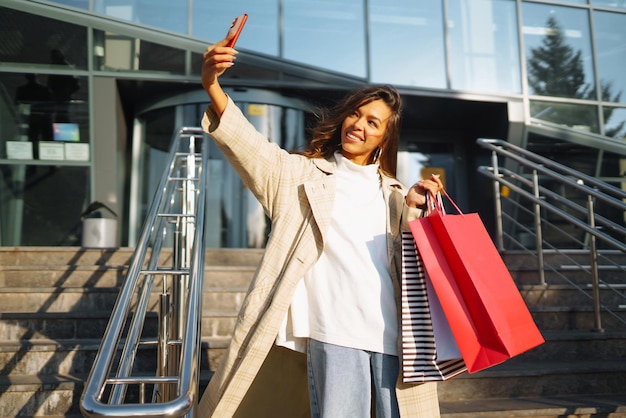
[409, 193, 544, 373]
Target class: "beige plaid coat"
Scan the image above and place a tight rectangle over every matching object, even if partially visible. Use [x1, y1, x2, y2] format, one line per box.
[197, 97, 440, 418]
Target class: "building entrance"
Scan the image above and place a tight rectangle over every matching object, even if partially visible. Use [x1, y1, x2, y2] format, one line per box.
[128, 87, 512, 249]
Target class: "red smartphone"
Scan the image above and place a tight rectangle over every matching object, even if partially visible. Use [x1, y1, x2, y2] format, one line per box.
[226, 14, 248, 48]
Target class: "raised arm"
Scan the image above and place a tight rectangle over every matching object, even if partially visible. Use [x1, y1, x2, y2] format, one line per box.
[201, 35, 238, 117]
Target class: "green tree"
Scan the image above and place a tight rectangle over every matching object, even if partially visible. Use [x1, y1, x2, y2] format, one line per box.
[527, 17, 591, 99]
[527, 17, 623, 137]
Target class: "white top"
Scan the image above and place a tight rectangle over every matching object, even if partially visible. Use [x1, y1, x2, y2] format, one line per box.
[277, 153, 398, 355]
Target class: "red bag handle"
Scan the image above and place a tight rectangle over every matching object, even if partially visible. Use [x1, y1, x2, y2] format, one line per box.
[426, 188, 464, 216]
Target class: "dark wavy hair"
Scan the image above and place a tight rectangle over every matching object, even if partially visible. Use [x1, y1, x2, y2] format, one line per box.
[297, 85, 403, 177]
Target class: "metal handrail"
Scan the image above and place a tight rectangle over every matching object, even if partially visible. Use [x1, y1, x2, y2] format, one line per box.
[81, 127, 209, 417]
[477, 138, 626, 332]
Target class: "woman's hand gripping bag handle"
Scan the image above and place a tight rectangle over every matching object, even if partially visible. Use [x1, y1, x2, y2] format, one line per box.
[409, 188, 544, 373]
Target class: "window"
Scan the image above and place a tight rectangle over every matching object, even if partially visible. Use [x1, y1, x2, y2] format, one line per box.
[530, 100, 599, 132]
[522, 3, 595, 100]
[93, 31, 185, 74]
[593, 11, 626, 104]
[369, 0, 446, 88]
[192, 0, 279, 56]
[592, 0, 626, 10]
[46, 0, 89, 9]
[95, 0, 187, 33]
[448, 0, 521, 93]
[0, 7, 87, 69]
[283, 0, 366, 77]
[603, 106, 626, 138]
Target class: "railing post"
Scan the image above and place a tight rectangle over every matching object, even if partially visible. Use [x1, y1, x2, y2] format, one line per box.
[491, 150, 504, 251]
[532, 170, 546, 285]
[587, 194, 604, 332]
[157, 275, 171, 402]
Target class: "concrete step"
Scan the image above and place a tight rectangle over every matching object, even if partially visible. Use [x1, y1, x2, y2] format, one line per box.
[0, 337, 227, 418]
[530, 305, 626, 330]
[0, 312, 112, 340]
[0, 247, 136, 267]
[0, 374, 84, 417]
[505, 250, 626, 287]
[502, 250, 626, 268]
[521, 330, 626, 361]
[511, 266, 626, 287]
[439, 393, 626, 418]
[520, 284, 626, 307]
[0, 336, 227, 381]
[0, 265, 128, 288]
[1, 247, 625, 417]
[0, 286, 246, 314]
[0, 247, 263, 268]
[0, 310, 238, 341]
[0, 288, 119, 313]
[0, 264, 256, 290]
[437, 359, 626, 401]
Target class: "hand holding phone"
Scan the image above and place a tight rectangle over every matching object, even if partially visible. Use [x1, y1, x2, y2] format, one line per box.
[226, 14, 248, 48]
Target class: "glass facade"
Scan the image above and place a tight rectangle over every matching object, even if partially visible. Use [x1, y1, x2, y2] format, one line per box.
[33, 0, 621, 114]
[1, 0, 625, 246]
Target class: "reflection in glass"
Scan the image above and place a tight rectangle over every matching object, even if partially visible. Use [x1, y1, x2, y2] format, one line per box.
[47, 0, 89, 9]
[283, 0, 366, 77]
[0, 7, 87, 69]
[192, 0, 279, 56]
[0, 165, 90, 246]
[448, 0, 521, 93]
[93, 31, 185, 74]
[369, 0, 445, 88]
[138, 41, 185, 74]
[603, 107, 626, 139]
[95, 0, 186, 33]
[530, 100, 599, 133]
[522, 4, 595, 99]
[592, 0, 626, 10]
[593, 12, 626, 104]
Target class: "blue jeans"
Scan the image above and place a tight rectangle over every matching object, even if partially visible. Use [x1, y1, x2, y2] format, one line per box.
[306, 339, 400, 418]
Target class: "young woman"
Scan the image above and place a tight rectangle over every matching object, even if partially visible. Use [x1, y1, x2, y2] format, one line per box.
[198, 34, 443, 418]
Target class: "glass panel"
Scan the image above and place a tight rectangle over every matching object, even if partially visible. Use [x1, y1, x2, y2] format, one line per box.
[369, 0, 446, 88]
[95, 0, 187, 33]
[138, 41, 185, 74]
[0, 165, 90, 245]
[1, 72, 89, 160]
[530, 100, 599, 132]
[47, 0, 90, 9]
[135, 0, 187, 33]
[283, 0, 366, 77]
[592, 0, 626, 10]
[192, 0, 279, 56]
[93, 31, 185, 74]
[603, 106, 626, 139]
[448, 0, 521, 93]
[191, 53, 203, 76]
[522, 4, 596, 100]
[593, 11, 626, 104]
[0, 7, 88, 69]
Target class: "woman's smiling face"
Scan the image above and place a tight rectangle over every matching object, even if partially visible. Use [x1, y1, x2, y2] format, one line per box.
[340, 99, 391, 166]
